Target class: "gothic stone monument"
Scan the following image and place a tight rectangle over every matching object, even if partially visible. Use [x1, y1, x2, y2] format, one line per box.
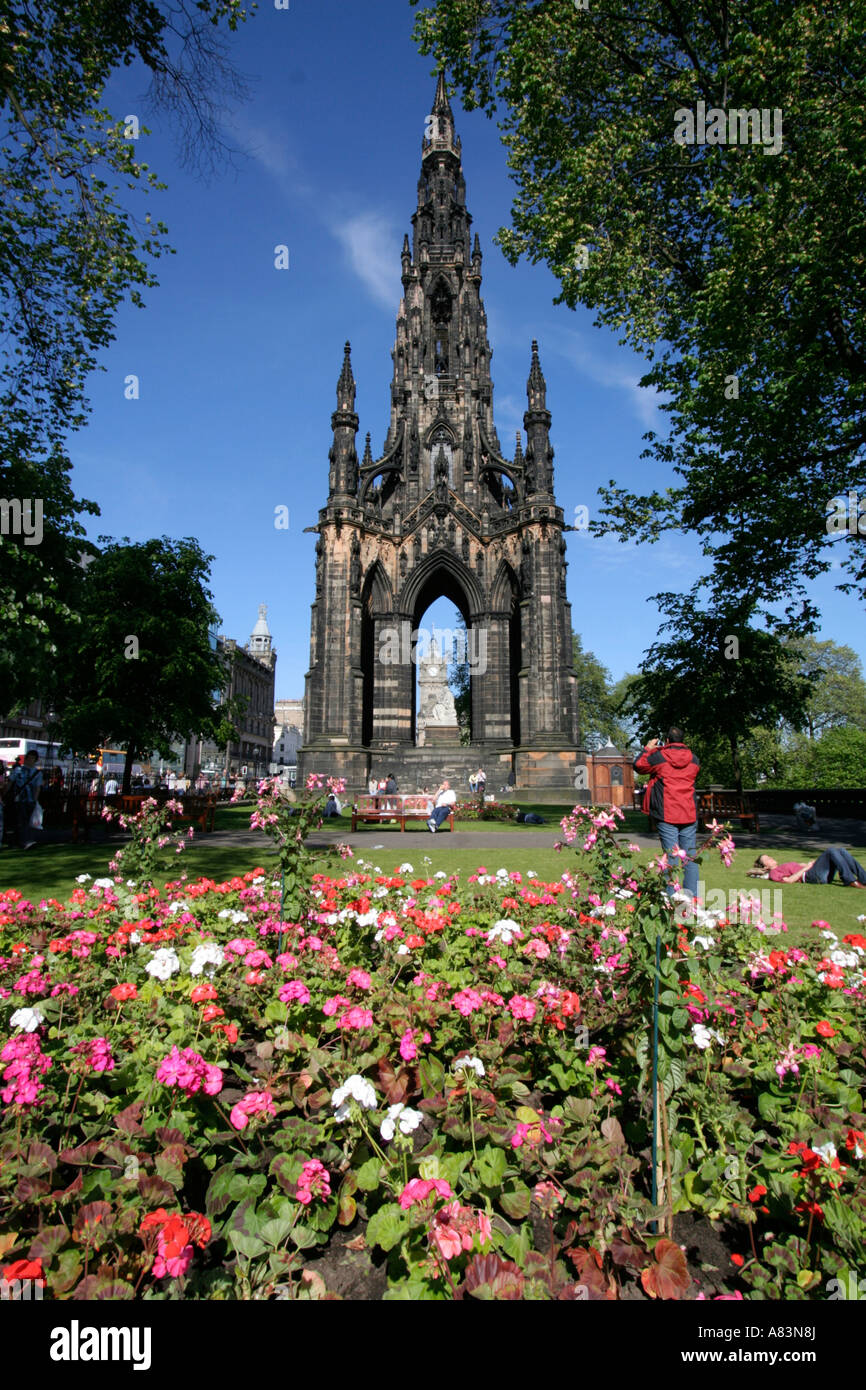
[299, 76, 587, 797]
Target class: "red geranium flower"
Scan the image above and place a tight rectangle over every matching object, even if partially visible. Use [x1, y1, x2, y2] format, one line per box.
[3, 1258, 43, 1282]
[190, 982, 218, 1004]
[748, 1185, 768, 1203]
[731, 1253, 744, 1267]
[110, 982, 137, 1002]
[815, 1021, 836, 1038]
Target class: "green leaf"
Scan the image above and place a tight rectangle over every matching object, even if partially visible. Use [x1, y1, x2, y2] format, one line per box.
[366, 1203, 410, 1252]
[500, 1184, 531, 1220]
[476, 1145, 507, 1188]
[355, 1156, 383, 1192]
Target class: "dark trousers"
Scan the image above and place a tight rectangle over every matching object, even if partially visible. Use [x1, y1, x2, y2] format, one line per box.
[804, 848, 866, 886]
[431, 805, 451, 828]
[15, 802, 35, 846]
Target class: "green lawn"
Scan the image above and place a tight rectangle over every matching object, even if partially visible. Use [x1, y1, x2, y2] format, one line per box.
[3, 817, 862, 949]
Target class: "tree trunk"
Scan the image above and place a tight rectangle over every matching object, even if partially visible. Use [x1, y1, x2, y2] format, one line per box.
[122, 744, 137, 795]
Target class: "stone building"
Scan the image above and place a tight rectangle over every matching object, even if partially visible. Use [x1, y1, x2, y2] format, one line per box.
[275, 698, 304, 728]
[299, 77, 585, 796]
[195, 606, 277, 780]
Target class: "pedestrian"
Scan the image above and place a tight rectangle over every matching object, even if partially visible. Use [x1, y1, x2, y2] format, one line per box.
[634, 726, 700, 898]
[0, 760, 8, 847]
[104, 774, 119, 798]
[427, 779, 456, 833]
[751, 851, 866, 887]
[9, 750, 43, 849]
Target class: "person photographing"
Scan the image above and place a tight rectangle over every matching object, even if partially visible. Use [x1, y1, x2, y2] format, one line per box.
[634, 727, 700, 899]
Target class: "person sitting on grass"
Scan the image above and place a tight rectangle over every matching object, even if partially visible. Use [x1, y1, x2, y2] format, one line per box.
[750, 850, 866, 887]
[427, 780, 456, 833]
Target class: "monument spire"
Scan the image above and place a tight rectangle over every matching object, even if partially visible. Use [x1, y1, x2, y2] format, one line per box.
[328, 341, 359, 500]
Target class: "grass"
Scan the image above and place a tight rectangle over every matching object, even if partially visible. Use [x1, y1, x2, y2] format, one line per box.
[4, 813, 863, 951]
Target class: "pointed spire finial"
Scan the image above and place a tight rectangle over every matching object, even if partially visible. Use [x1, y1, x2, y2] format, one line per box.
[527, 339, 546, 404]
[433, 69, 453, 116]
[336, 340, 355, 408]
[362, 431, 372, 465]
[514, 431, 524, 466]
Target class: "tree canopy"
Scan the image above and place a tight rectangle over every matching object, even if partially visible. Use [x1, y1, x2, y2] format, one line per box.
[0, 0, 251, 714]
[55, 536, 232, 791]
[572, 633, 635, 750]
[620, 595, 816, 789]
[412, 1, 866, 627]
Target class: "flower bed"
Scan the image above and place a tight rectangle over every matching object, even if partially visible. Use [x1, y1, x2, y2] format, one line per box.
[1, 804, 864, 1301]
[453, 800, 517, 823]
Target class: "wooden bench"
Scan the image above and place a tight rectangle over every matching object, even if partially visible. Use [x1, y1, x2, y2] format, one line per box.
[351, 793, 454, 833]
[171, 795, 217, 834]
[697, 790, 760, 835]
[71, 795, 109, 843]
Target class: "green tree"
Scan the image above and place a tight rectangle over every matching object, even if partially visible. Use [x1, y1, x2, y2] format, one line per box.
[448, 608, 471, 742]
[0, 1, 251, 714]
[412, 2, 866, 624]
[56, 536, 233, 792]
[572, 634, 635, 749]
[621, 596, 815, 790]
[783, 636, 866, 740]
[794, 727, 866, 789]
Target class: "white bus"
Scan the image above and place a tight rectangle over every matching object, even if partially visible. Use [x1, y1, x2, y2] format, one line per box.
[0, 738, 80, 772]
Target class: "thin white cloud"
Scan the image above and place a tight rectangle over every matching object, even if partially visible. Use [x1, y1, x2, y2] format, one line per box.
[225, 114, 300, 185]
[329, 211, 399, 311]
[545, 325, 664, 429]
[567, 529, 699, 576]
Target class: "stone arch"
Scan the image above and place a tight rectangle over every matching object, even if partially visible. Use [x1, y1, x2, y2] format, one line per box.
[490, 556, 519, 612]
[398, 548, 484, 622]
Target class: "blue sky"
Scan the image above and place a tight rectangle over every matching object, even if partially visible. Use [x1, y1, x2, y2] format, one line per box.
[69, 0, 865, 702]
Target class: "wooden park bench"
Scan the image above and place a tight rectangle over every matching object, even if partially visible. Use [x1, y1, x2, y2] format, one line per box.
[351, 793, 454, 833]
[71, 794, 108, 843]
[171, 795, 217, 834]
[697, 790, 760, 835]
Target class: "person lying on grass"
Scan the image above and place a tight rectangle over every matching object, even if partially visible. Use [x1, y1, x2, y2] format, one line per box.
[749, 850, 866, 887]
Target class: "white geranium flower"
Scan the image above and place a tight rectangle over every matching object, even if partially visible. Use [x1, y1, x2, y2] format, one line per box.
[75, 873, 92, 884]
[217, 909, 248, 925]
[813, 1141, 837, 1165]
[820, 929, 839, 941]
[10, 1007, 44, 1032]
[189, 942, 225, 977]
[487, 918, 523, 945]
[435, 871, 447, 879]
[692, 935, 716, 951]
[380, 1103, 424, 1142]
[495, 868, 509, 878]
[355, 910, 378, 927]
[692, 1023, 724, 1050]
[93, 877, 114, 889]
[145, 947, 180, 981]
[452, 1056, 485, 1077]
[526, 871, 538, 879]
[332, 1074, 378, 1122]
[829, 949, 859, 969]
[396, 944, 410, 956]
[398, 862, 414, 873]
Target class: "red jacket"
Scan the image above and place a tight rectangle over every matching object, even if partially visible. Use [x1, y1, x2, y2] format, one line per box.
[634, 743, 699, 824]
